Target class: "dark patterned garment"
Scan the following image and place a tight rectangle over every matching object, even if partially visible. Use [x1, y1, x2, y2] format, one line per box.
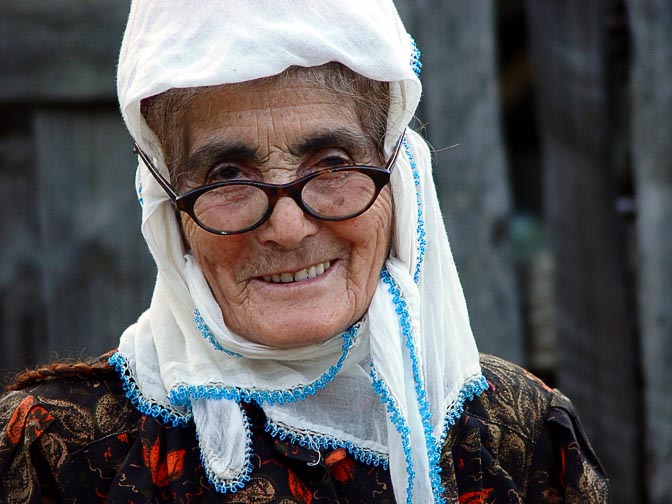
[0, 354, 609, 503]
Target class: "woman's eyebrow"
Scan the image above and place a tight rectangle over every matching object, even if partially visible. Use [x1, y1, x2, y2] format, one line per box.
[186, 140, 260, 172]
[289, 128, 371, 157]
[185, 128, 370, 173]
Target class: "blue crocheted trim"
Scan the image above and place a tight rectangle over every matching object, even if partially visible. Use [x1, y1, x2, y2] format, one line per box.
[168, 322, 361, 408]
[403, 138, 427, 283]
[265, 419, 389, 469]
[137, 183, 144, 206]
[198, 403, 254, 494]
[409, 35, 423, 77]
[108, 352, 191, 427]
[380, 268, 446, 502]
[441, 374, 489, 443]
[194, 309, 242, 358]
[370, 364, 414, 504]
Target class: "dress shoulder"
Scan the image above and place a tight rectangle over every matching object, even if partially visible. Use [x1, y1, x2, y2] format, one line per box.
[0, 358, 139, 503]
[441, 353, 610, 502]
[475, 353, 556, 442]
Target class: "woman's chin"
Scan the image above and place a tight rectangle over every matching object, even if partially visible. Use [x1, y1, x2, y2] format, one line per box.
[235, 315, 351, 349]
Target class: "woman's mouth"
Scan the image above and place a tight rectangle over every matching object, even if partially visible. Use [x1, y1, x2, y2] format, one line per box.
[262, 260, 332, 284]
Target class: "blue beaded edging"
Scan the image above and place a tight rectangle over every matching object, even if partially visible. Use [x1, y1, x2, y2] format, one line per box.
[167, 322, 361, 408]
[370, 363, 415, 504]
[404, 138, 427, 284]
[265, 419, 389, 469]
[441, 374, 489, 443]
[194, 309, 242, 358]
[136, 183, 144, 206]
[409, 36, 422, 77]
[374, 269, 489, 502]
[380, 267, 446, 503]
[197, 404, 254, 494]
[108, 352, 191, 427]
[405, 34, 426, 283]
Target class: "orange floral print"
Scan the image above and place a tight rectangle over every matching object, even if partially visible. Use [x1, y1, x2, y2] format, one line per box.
[24, 405, 54, 441]
[459, 488, 493, 504]
[288, 469, 313, 504]
[141, 436, 186, 487]
[331, 456, 355, 483]
[5, 395, 35, 445]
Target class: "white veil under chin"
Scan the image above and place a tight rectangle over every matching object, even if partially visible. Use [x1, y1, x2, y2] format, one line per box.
[114, 2, 485, 502]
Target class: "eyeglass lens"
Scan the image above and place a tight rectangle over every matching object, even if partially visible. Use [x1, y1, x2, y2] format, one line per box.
[192, 169, 378, 233]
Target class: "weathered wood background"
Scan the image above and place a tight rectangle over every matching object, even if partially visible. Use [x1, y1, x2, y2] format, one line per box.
[0, 1, 154, 367]
[525, 1, 640, 500]
[1, 1, 670, 502]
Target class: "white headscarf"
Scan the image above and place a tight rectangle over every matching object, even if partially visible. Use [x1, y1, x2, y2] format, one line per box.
[113, 2, 486, 503]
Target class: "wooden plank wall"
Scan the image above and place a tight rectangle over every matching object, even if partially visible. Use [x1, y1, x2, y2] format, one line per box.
[525, 0, 672, 501]
[0, 1, 153, 371]
[627, 1, 672, 502]
[0, 107, 44, 369]
[0, 1, 129, 101]
[525, 1, 641, 501]
[0, 105, 153, 370]
[34, 109, 154, 362]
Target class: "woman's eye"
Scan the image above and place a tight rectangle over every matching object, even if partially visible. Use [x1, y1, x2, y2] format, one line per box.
[208, 165, 243, 182]
[315, 155, 352, 168]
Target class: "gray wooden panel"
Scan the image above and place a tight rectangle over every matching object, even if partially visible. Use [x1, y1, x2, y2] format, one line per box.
[0, 1, 130, 101]
[0, 107, 45, 372]
[627, 1, 672, 501]
[525, 1, 639, 501]
[33, 108, 154, 362]
[398, 0, 523, 362]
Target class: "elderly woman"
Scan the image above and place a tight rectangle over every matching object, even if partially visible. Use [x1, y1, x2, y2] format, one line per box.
[0, 2, 609, 503]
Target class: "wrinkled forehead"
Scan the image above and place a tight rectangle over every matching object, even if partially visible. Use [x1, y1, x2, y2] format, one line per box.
[142, 66, 390, 175]
[181, 81, 364, 145]
[143, 64, 387, 128]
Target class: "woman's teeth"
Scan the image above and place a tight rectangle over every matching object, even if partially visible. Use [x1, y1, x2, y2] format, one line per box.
[263, 261, 331, 283]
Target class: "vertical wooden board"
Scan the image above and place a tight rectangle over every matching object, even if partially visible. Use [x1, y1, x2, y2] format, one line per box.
[525, 1, 639, 501]
[0, 107, 46, 372]
[627, 1, 672, 501]
[0, 0, 130, 101]
[400, 0, 523, 362]
[33, 108, 154, 361]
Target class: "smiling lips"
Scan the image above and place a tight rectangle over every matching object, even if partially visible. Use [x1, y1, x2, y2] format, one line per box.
[262, 260, 332, 284]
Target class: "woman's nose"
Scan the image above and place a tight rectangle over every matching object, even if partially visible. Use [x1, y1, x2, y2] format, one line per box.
[255, 196, 320, 248]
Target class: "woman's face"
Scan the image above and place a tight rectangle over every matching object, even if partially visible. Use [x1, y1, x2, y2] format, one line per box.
[178, 79, 393, 348]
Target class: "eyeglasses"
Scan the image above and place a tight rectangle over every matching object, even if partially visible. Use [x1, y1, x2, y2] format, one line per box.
[134, 131, 404, 235]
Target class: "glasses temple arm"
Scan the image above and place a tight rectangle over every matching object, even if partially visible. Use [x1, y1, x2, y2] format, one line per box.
[388, 129, 406, 172]
[133, 143, 179, 201]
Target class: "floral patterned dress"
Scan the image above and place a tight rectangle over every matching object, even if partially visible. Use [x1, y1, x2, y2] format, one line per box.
[0, 354, 609, 503]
